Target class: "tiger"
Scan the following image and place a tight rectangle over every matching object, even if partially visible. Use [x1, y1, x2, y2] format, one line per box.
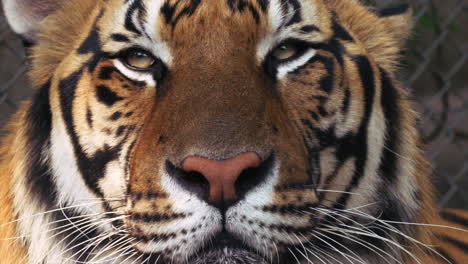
[0, 0, 467, 263]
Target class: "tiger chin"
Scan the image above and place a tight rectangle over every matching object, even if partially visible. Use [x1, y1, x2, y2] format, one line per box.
[0, 0, 466, 263]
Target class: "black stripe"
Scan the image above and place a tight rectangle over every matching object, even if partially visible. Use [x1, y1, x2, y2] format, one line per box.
[379, 4, 410, 17]
[308, 109, 319, 121]
[378, 69, 401, 185]
[227, 0, 237, 10]
[99, 66, 118, 80]
[278, 0, 289, 16]
[372, 68, 411, 243]
[247, 3, 260, 24]
[172, 0, 201, 27]
[76, 12, 106, 72]
[301, 25, 321, 33]
[77, 27, 101, 54]
[317, 105, 328, 116]
[160, 1, 180, 24]
[125, 0, 144, 35]
[130, 212, 187, 223]
[77, 10, 104, 55]
[96, 85, 124, 106]
[285, 0, 302, 26]
[116, 126, 127, 137]
[25, 80, 56, 206]
[320, 39, 345, 66]
[110, 111, 123, 121]
[332, 19, 354, 42]
[136, 1, 148, 30]
[86, 107, 93, 128]
[318, 55, 335, 94]
[229, 0, 261, 24]
[162, 0, 201, 27]
[335, 56, 376, 209]
[438, 234, 468, 252]
[307, 150, 321, 186]
[300, 119, 315, 142]
[341, 85, 351, 114]
[432, 247, 459, 264]
[257, 0, 268, 12]
[441, 211, 468, 227]
[111, 33, 130, 42]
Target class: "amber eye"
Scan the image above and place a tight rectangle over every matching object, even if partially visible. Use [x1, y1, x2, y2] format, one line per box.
[271, 43, 300, 61]
[121, 49, 156, 70]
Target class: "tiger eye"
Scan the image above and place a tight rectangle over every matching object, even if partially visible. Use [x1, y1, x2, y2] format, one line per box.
[124, 50, 155, 70]
[272, 44, 298, 60]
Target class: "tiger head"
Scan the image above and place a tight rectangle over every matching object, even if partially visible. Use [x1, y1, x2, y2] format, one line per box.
[2, 0, 435, 263]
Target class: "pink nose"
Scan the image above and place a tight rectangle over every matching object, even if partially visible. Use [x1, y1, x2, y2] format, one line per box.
[181, 152, 261, 204]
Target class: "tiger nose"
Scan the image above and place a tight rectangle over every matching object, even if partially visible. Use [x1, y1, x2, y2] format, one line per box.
[181, 152, 261, 205]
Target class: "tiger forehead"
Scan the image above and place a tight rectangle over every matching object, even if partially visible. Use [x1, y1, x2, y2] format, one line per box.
[159, 1, 269, 46]
[156, 0, 273, 47]
[104, 0, 332, 46]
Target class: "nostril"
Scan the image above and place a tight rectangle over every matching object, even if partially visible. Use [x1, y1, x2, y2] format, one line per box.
[235, 154, 274, 201]
[165, 161, 210, 200]
[183, 170, 209, 185]
[236, 167, 260, 188]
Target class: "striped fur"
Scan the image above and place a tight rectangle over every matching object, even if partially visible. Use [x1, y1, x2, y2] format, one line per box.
[1, 0, 467, 263]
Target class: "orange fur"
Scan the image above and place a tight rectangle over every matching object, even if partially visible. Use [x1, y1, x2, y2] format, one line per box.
[0, 106, 29, 263]
[327, 0, 412, 73]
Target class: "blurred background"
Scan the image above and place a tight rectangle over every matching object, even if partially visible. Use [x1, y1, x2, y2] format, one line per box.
[1, 0, 467, 208]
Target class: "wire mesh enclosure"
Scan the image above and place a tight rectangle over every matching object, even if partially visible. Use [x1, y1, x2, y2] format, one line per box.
[1, 0, 467, 208]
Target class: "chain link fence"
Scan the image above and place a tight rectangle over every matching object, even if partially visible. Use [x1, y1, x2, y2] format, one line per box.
[1, 1, 467, 209]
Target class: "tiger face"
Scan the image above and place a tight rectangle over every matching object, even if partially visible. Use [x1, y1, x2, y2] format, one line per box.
[2, 0, 431, 263]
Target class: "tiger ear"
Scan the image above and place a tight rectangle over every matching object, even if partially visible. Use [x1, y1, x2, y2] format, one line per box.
[2, 0, 59, 43]
[378, 4, 413, 43]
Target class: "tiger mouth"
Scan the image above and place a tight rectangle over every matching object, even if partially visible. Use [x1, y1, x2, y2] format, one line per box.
[190, 232, 269, 264]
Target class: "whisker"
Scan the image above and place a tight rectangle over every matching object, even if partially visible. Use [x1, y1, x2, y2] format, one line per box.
[272, 240, 281, 264]
[320, 228, 398, 264]
[306, 242, 341, 264]
[295, 233, 327, 264]
[333, 208, 456, 264]
[315, 230, 367, 264]
[62, 232, 117, 264]
[0, 215, 93, 241]
[293, 246, 314, 263]
[292, 233, 313, 263]
[287, 247, 302, 264]
[328, 227, 422, 264]
[309, 230, 359, 264]
[58, 216, 128, 261]
[87, 231, 131, 262]
[0, 200, 109, 229]
[316, 189, 361, 196]
[343, 207, 468, 233]
[108, 238, 138, 264]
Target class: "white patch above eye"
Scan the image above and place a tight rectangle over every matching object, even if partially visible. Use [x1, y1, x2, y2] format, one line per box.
[277, 49, 317, 79]
[113, 59, 157, 87]
[269, 0, 286, 32]
[147, 42, 173, 66]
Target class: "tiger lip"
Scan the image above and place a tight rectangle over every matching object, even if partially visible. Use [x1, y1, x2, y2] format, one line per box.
[190, 231, 269, 262]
